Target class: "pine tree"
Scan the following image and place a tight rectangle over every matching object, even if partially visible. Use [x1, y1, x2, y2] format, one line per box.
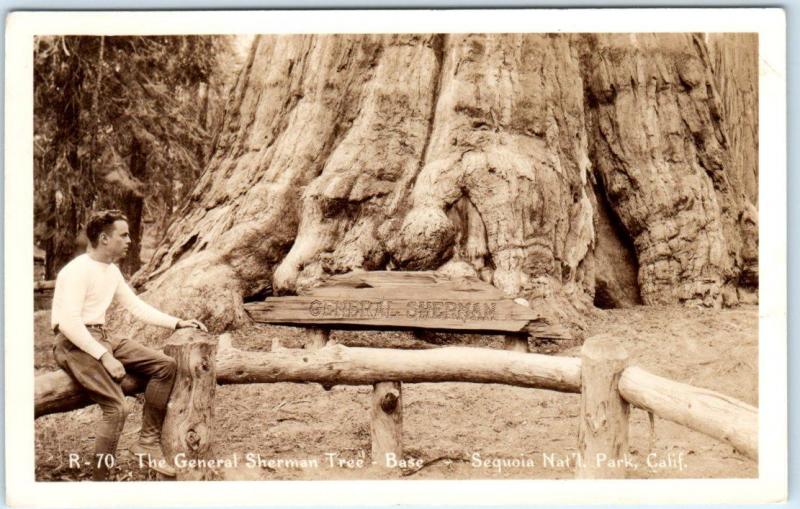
[34, 35, 239, 277]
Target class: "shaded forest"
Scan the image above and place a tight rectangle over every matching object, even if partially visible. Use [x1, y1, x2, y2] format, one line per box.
[34, 35, 243, 277]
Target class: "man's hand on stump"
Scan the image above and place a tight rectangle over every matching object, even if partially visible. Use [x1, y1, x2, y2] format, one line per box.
[100, 352, 126, 381]
[176, 319, 208, 332]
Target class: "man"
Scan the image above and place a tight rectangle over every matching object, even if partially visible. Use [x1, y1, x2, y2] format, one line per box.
[51, 209, 208, 481]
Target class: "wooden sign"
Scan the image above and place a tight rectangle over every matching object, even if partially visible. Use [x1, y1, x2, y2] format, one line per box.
[244, 271, 544, 334]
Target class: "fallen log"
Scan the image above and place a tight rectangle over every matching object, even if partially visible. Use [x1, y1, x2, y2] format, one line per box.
[35, 370, 147, 418]
[214, 342, 582, 392]
[35, 342, 581, 416]
[618, 366, 758, 461]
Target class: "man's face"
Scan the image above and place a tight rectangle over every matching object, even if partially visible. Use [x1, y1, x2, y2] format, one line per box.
[101, 220, 131, 261]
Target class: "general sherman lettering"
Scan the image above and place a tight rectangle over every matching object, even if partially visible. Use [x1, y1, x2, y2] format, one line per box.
[307, 299, 502, 321]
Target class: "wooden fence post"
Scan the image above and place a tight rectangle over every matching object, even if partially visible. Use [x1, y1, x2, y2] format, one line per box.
[576, 334, 630, 479]
[306, 327, 330, 349]
[504, 334, 529, 352]
[371, 381, 402, 470]
[161, 335, 217, 480]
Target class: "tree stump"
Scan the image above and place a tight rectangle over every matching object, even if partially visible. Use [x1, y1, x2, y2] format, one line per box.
[371, 381, 402, 471]
[576, 334, 630, 479]
[161, 334, 217, 480]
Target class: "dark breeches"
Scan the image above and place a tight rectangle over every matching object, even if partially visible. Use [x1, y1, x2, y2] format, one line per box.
[54, 331, 177, 480]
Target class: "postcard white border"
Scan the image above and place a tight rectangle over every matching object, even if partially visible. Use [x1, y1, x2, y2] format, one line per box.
[5, 8, 787, 507]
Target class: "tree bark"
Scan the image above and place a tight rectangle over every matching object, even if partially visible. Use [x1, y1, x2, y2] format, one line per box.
[214, 343, 582, 392]
[576, 335, 630, 479]
[88, 36, 105, 182]
[113, 34, 757, 347]
[618, 366, 757, 461]
[43, 187, 59, 280]
[579, 33, 756, 308]
[707, 33, 759, 297]
[161, 333, 218, 480]
[36, 344, 580, 416]
[371, 381, 402, 469]
[46, 37, 88, 278]
[196, 82, 210, 170]
[121, 136, 146, 276]
[35, 371, 146, 418]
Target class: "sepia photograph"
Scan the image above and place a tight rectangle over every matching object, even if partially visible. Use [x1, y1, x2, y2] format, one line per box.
[5, 8, 787, 507]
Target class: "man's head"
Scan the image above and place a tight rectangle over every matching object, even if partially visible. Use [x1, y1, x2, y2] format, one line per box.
[85, 209, 130, 261]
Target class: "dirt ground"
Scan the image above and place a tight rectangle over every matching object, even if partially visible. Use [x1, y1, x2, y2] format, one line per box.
[34, 304, 758, 481]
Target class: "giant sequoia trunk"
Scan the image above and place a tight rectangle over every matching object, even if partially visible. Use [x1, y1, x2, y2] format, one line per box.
[112, 33, 757, 344]
[580, 34, 757, 307]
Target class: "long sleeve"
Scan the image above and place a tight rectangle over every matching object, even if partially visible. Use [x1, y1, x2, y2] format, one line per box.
[53, 265, 109, 360]
[114, 276, 180, 330]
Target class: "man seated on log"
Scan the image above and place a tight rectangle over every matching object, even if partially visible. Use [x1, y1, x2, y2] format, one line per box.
[50, 209, 208, 481]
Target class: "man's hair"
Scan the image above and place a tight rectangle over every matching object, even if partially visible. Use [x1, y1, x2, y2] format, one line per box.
[85, 210, 128, 248]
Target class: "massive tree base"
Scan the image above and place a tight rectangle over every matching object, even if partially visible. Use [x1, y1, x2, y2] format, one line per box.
[110, 34, 756, 346]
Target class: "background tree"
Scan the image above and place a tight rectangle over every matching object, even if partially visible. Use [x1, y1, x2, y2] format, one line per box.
[34, 35, 239, 277]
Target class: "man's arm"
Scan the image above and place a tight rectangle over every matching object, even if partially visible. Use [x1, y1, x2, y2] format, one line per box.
[55, 268, 109, 360]
[114, 277, 181, 329]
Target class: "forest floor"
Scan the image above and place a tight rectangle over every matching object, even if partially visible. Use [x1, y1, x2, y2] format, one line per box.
[33, 303, 758, 481]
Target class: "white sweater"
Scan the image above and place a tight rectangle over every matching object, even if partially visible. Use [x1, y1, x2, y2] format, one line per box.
[51, 253, 179, 359]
